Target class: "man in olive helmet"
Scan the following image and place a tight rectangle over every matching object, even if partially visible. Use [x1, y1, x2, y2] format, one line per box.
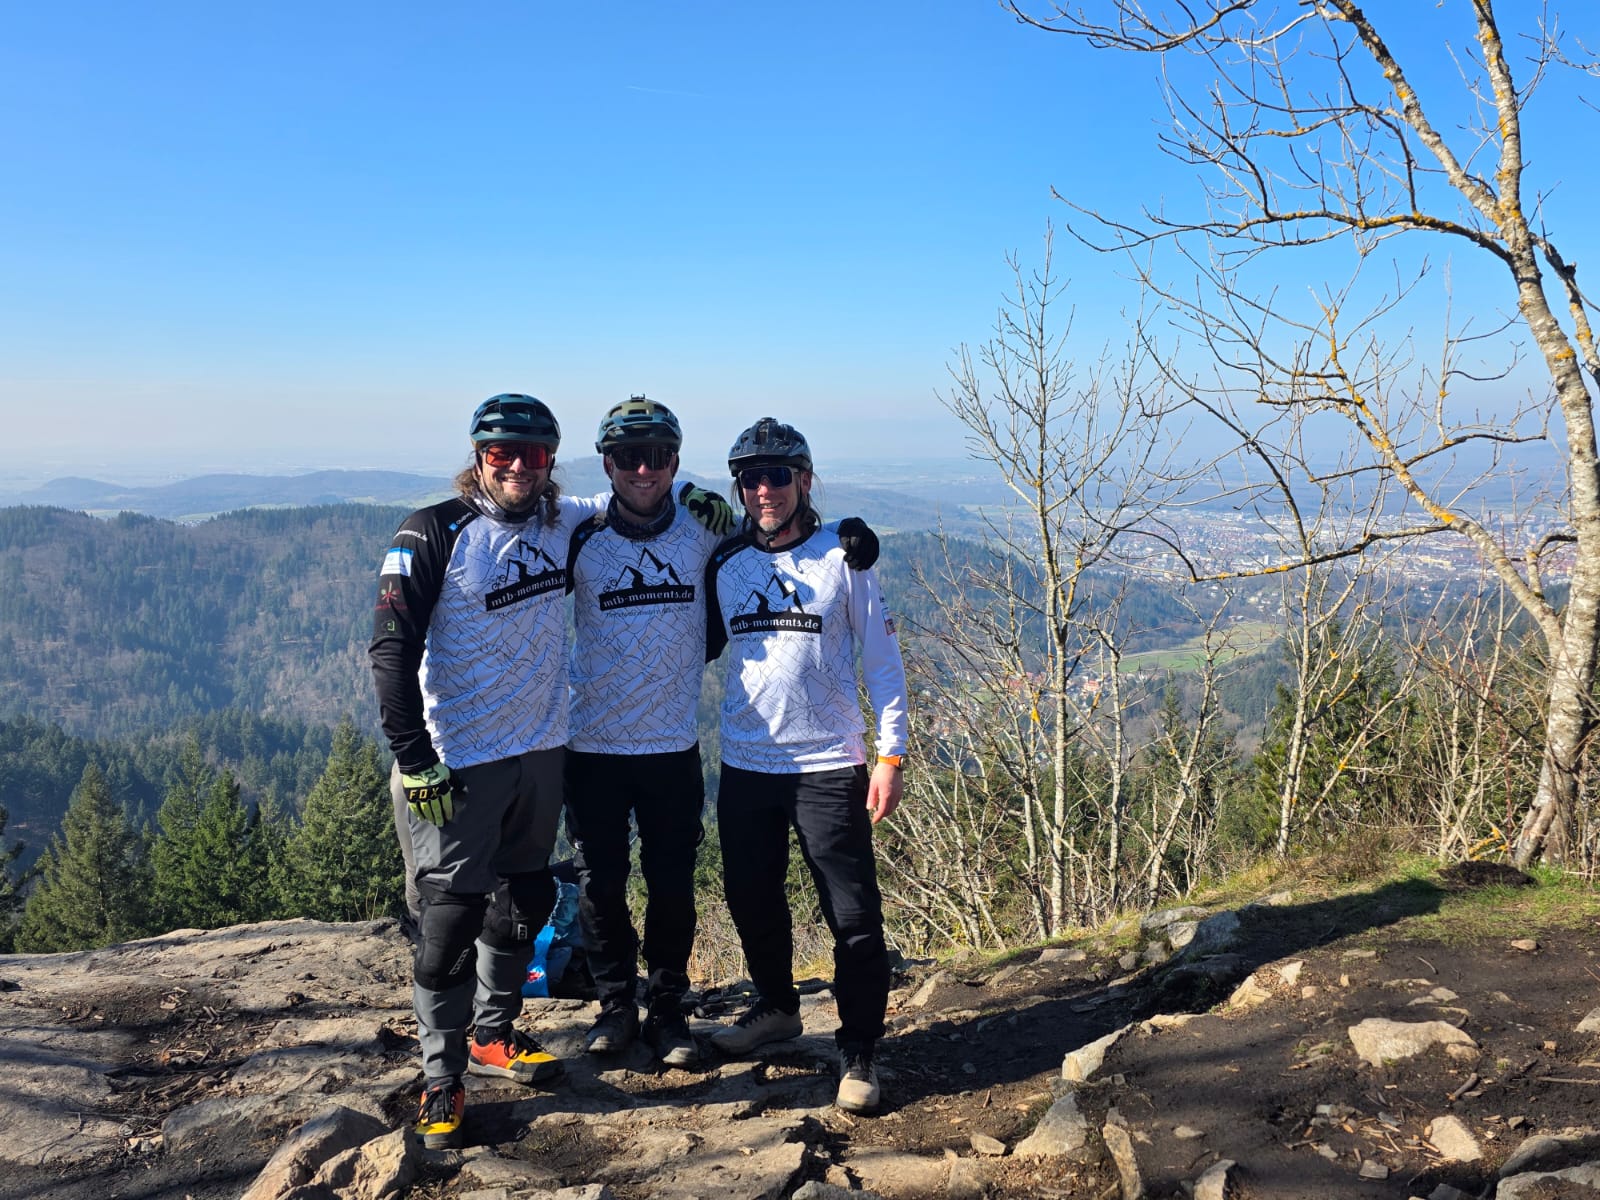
[371, 393, 735, 1147]
[564, 397, 879, 1069]
[703, 416, 908, 1115]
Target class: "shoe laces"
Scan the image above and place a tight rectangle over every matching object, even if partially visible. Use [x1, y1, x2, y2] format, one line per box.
[841, 1050, 874, 1080]
[480, 1025, 545, 1056]
[734, 998, 786, 1027]
[504, 1026, 548, 1055]
[419, 1080, 460, 1121]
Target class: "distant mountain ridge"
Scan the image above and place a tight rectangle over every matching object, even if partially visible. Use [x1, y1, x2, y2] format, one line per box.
[0, 467, 971, 533]
[0, 470, 457, 520]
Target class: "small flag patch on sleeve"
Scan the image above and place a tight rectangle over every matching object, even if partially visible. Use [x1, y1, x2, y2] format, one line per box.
[381, 547, 414, 577]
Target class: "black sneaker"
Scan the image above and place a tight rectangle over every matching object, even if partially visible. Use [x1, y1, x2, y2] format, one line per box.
[708, 997, 802, 1056]
[643, 1006, 700, 1068]
[836, 1049, 880, 1113]
[584, 1000, 640, 1054]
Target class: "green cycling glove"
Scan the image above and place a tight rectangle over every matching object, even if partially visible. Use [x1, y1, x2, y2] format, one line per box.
[401, 763, 454, 825]
[680, 483, 735, 536]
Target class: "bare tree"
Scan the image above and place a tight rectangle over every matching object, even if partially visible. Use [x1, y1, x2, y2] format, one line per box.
[920, 231, 1180, 932]
[1005, 0, 1599, 865]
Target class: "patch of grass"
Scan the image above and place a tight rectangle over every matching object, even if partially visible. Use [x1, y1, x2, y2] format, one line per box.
[1399, 870, 1600, 945]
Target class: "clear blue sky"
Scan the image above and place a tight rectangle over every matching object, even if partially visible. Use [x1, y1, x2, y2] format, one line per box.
[0, 3, 1587, 483]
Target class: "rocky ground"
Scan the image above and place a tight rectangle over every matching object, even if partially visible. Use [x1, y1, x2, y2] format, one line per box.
[4, 861, 1600, 1199]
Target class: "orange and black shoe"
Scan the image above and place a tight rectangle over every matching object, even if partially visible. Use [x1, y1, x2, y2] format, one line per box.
[414, 1077, 465, 1149]
[468, 1025, 563, 1084]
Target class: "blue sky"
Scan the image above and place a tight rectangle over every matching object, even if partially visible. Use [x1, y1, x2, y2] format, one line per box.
[0, 3, 1588, 484]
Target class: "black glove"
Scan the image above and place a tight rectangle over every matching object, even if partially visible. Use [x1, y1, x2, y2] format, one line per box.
[837, 517, 879, 571]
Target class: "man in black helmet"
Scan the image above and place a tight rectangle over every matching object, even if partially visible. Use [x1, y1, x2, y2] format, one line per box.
[704, 416, 908, 1115]
[564, 397, 880, 1069]
[370, 393, 735, 1148]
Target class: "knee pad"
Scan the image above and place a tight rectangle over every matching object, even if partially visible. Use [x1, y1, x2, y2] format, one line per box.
[414, 892, 486, 990]
[481, 870, 552, 953]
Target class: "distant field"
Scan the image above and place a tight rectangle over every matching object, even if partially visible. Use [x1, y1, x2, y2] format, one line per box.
[1118, 619, 1281, 673]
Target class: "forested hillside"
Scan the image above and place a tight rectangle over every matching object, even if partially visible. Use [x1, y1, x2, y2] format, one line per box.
[0, 504, 396, 738]
[0, 711, 332, 853]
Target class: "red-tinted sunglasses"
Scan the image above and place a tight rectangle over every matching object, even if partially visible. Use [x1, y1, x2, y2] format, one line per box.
[481, 441, 553, 469]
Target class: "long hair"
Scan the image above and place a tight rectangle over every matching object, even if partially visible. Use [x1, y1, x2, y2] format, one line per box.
[455, 455, 563, 526]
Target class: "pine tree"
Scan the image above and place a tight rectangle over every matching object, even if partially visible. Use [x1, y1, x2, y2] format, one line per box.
[148, 737, 212, 929]
[274, 719, 401, 922]
[0, 803, 28, 952]
[152, 765, 270, 930]
[17, 763, 151, 952]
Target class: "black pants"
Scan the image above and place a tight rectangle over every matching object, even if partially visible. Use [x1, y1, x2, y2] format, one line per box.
[717, 763, 888, 1054]
[565, 746, 705, 1010]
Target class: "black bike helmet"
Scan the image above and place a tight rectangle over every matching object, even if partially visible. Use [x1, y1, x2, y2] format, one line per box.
[470, 394, 561, 449]
[727, 417, 812, 475]
[595, 395, 683, 454]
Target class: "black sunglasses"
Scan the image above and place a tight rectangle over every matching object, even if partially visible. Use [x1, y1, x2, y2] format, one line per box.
[611, 445, 675, 471]
[737, 465, 795, 490]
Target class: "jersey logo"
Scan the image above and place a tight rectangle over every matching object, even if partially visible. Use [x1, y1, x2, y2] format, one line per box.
[599, 546, 696, 611]
[381, 546, 414, 577]
[730, 570, 823, 635]
[485, 540, 566, 611]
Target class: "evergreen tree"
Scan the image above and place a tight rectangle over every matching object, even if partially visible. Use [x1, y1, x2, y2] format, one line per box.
[274, 720, 400, 922]
[151, 757, 271, 931]
[249, 785, 293, 920]
[0, 803, 28, 952]
[17, 763, 151, 951]
[148, 737, 212, 929]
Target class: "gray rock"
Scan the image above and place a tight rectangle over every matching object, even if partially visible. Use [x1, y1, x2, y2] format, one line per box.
[1062, 1026, 1127, 1082]
[1179, 911, 1241, 959]
[1192, 1158, 1236, 1200]
[794, 1184, 876, 1200]
[1037, 947, 1087, 964]
[848, 1147, 948, 1198]
[1357, 1159, 1389, 1179]
[1428, 1184, 1475, 1200]
[1428, 1114, 1483, 1162]
[969, 1132, 1007, 1156]
[945, 1156, 992, 1199]
[987, 963, 1024, 988]
[1141, 906, 1207, 932]
[1165, 920, 1200, 951]
[1497, 1163, 1600, 1197]
[1500, 1128, 1600, 1177]
[299, 1128, 416, 1200]
[1577, 1007, 1600, 1034]
[907, 972, 948, 1009]
[1015, 1091, 1090, 1158]
[239, 1105, 389, 1200]
[1347, 1018, 1478, 1067]
[1102, 1118, 1145, 1198]
[1227, 973, 1273, 1011]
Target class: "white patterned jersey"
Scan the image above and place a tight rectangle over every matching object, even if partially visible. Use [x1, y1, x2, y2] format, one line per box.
[706, 525, 908, 774]
[370, 491, 603, 772]
[566, 497, 722, 754]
